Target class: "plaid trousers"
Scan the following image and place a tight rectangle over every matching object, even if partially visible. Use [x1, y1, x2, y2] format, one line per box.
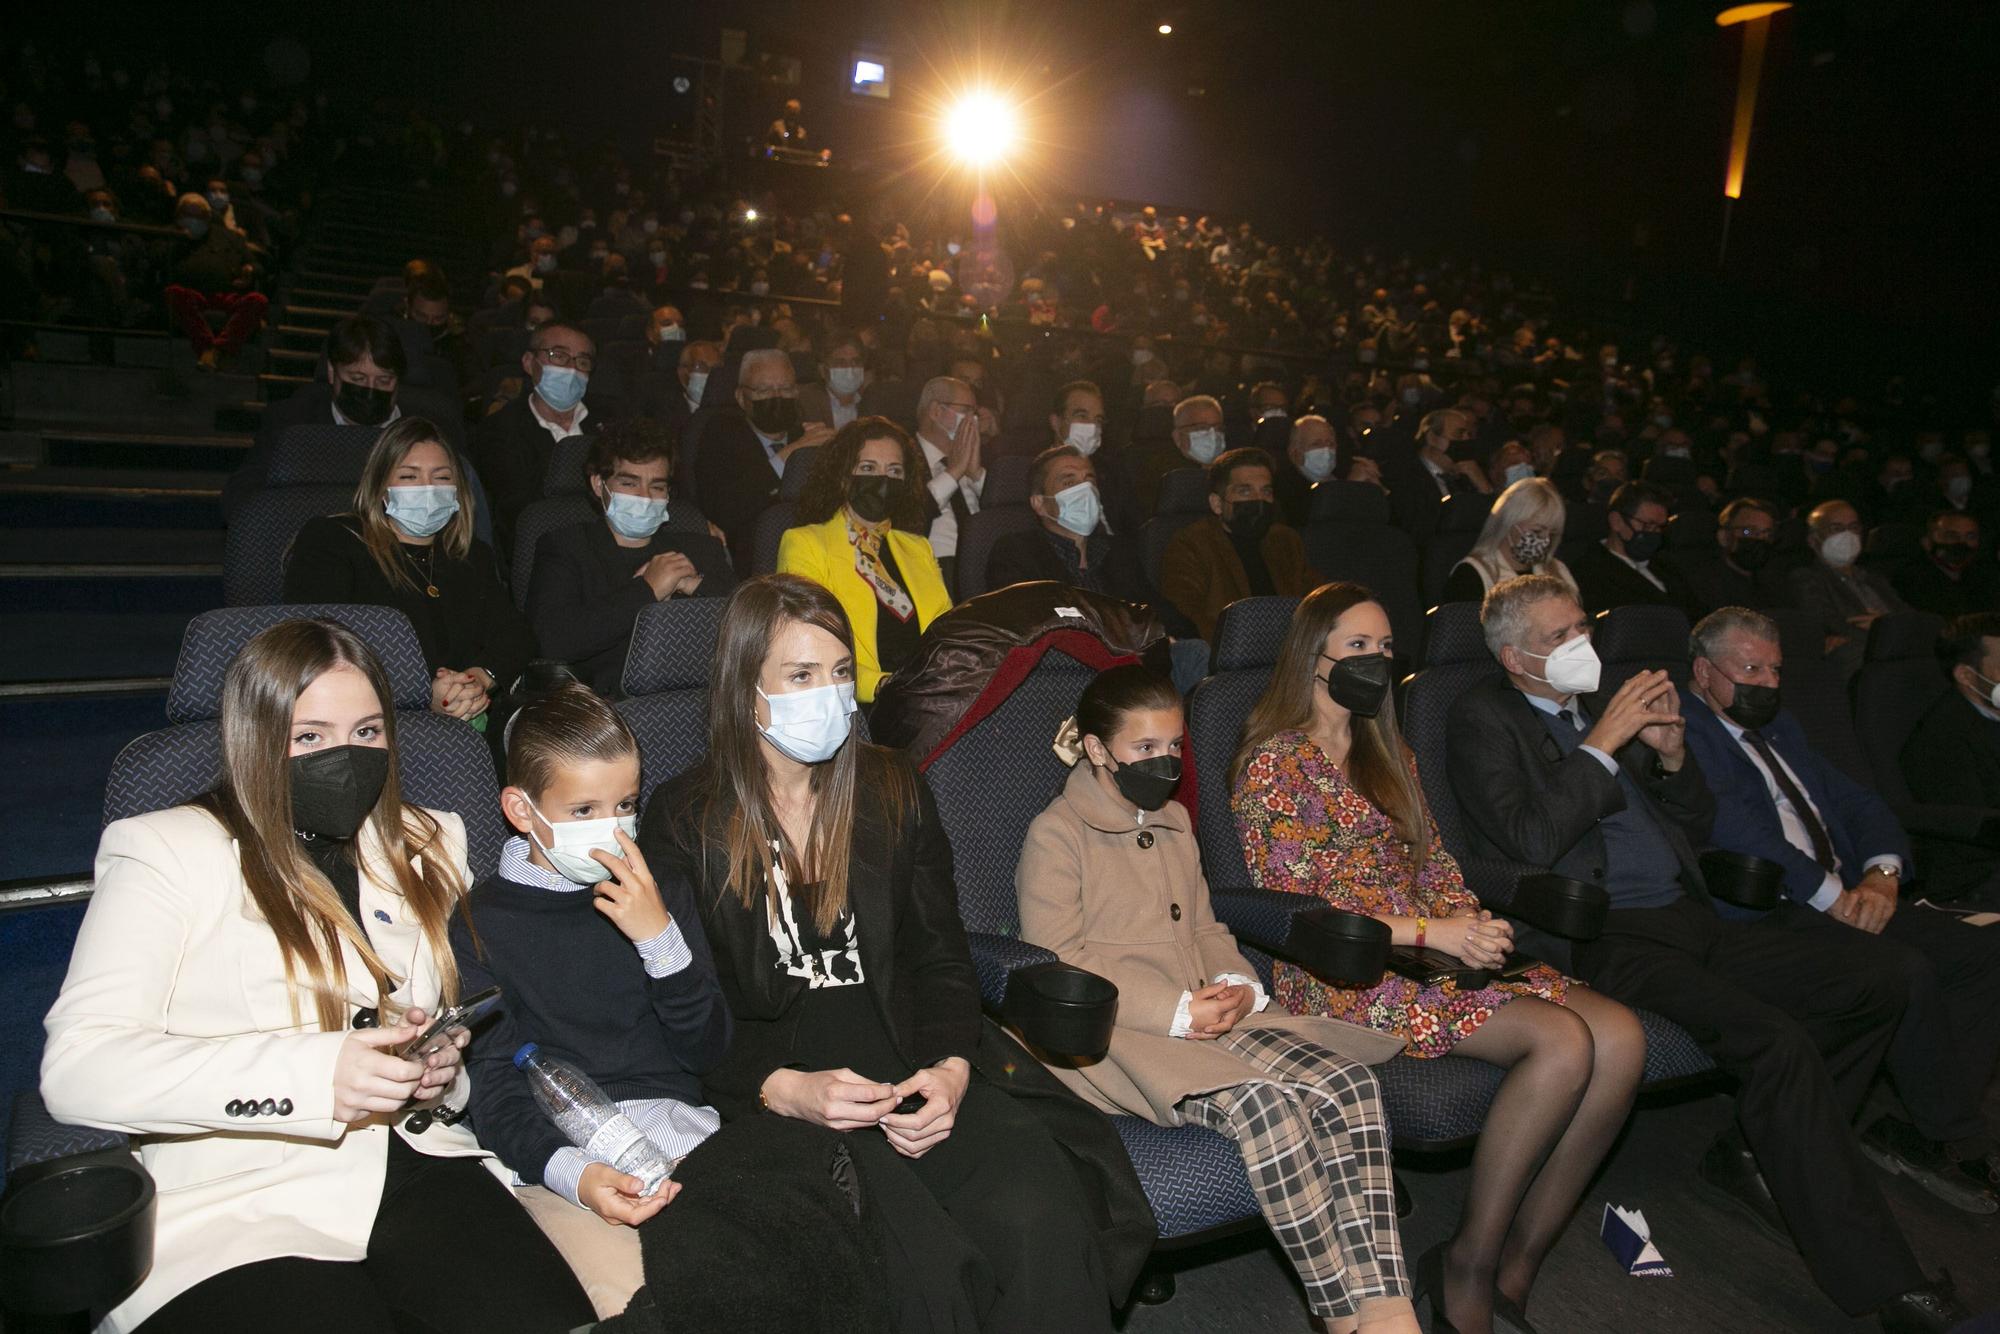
[1177, 1024, 1407, 1318]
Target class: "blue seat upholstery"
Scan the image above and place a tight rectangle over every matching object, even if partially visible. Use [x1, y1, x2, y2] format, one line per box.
[1156, 467, 1208, 517]
[1588, 603, 1692, 702]
[918, 645, 1262, 1242]
[103, 605, 507, 879]
[266, 424, 382, 487]
[954, 505, 1041, 600]
[541, 434, 595, 496]
[751, 501, 797, 576]
[223, 484, 352, 607]
[616, 598, 728, 805]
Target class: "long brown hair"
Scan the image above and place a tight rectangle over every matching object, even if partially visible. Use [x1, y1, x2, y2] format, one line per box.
[195, 619, 467, 1030]
[694, 574, 912, 933]
[1233, 582, 1432, 868]
[351, 417, 475, 593]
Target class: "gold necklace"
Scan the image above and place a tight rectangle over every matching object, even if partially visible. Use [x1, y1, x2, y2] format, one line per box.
[403, 543, 440, 598]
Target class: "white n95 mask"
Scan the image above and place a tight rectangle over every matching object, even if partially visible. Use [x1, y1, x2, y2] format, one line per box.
[1521, 635, 1602, 696]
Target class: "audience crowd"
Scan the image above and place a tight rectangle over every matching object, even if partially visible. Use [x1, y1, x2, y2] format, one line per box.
[13, 40, 2000, 1334]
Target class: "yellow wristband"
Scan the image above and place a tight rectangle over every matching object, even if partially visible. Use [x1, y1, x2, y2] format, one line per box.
[1415, 915, 1428, 949]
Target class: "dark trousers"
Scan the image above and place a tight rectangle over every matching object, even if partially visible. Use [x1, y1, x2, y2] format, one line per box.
[1572, 896, 1925, 1315]
[139, 1135, 593, 1334]
[843, 1079, 1112, 1333]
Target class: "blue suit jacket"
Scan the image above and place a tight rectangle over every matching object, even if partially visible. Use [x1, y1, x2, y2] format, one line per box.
[1679, 689, 1911, 916]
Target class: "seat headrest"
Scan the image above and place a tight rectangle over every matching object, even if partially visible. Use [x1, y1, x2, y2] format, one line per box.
[1866, 610, 1946, 663]
[1307, 481, 1391, 527]
[1211, 596, 1301, 672]
[621, 598, 729, 697]
[1425, 602, 1491, 665]
[167, 605, 435, 723]
[268, 425, 381, 487]
[779, 447, 820, 500]
[541, 434, 595, 496]
[1157, 467, 1210, 516]
[1592, 604, 1691, 664]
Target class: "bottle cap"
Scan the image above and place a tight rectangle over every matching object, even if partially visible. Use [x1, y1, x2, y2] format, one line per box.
[512, 1042, 539, 1069]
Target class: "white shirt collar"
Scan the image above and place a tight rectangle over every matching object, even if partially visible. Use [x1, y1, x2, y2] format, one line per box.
[529, 394, 588, 441]
[498, 836, 582, 892]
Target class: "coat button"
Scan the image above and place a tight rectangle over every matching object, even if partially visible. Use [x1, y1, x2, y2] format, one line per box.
[258, 1099, 278, 1116]
[278, 1099, 294, 1116]
[241, 1099, 259, 1117]
[225, 1100, 243, 1116]
[404, 1110, 434, 1134]
[1136, 830, 1155, 850]
[352, 1007, 378, 1030]
[1170, 903, 1182, 921]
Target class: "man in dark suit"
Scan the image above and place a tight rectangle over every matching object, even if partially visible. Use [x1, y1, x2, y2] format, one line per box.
[1787, 499, 1909, 673]
[1569, 481, 1697, 616]
[526, 421, 734, 695]
[985, 446, 1148, 603]
[1447, 574, 1962, 1331]
[1159, 448, 1319, 641]
[1683, 606, 2000, 1213]
[641, 336, 720, 438]
[1894, 511, 2000, 618]
[1905, 612, 2000, 814]
[471, 322, 600, 563]
[1378, 407, 1489, 545]
[1681, 496, 1785, 617]
[692, 348, 834, 568]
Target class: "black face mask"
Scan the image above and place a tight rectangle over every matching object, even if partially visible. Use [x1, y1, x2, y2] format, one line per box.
[1322, 652, 1392, 717]
[1933, 543, 1977, 572]
[1730, 538, 1774, 571]
[290, 745, 390, 839]
[334, 380, 395, 427]
[1109, 754, 1182, 812]
[1135, 404, 1174, 441]
[1722, 681, 1781, 731]
[747, 395, 802, 439]
[1622, 529, 1664, 563]
[846, 474, 896, 524]
[1226, 499, 1276, 544]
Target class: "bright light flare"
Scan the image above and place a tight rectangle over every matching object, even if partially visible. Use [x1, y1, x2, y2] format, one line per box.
[743, 207, 759, 222]
[942, 92, 1020, 168]
[1157, 23, 1173, 34]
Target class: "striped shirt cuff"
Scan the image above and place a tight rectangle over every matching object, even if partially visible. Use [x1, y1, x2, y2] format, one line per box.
[635, 920, 693, 978]
[542, 1146, 591, 1209]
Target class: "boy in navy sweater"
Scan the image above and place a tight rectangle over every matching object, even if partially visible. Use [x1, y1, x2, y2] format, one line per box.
[451, 685, 731, 1318]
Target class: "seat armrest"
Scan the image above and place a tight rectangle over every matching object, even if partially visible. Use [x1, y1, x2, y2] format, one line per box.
[1210, 887, 1324, 954]
[3, 1091, 155, 1319]
[1212, 889, 1390, 987]
[964, 931, 1061, 1012]
[8, 1090, 129, 1177]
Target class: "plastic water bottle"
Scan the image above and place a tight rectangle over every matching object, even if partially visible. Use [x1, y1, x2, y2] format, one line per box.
[514, 1043, 673, 1196]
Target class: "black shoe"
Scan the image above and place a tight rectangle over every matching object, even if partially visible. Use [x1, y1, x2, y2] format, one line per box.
[1411, 1243, 1460, 1334]
[1860, 1117, 2000, 1215]
[1697, 1130, 1791, 1248]
[1878, 1272, 1971, 1334]
[1491, 1289, 1543, 1334]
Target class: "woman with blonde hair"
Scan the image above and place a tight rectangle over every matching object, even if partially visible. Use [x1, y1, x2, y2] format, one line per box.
[41, 618, 590, 1332]
[1231, 582, 1643, 1334]
[284, 416, 537, 732]
[1439, 476, 1575, 605]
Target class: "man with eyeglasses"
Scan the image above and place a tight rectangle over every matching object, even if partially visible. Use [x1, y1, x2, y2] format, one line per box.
[694, 347, 835, 567]
[1684, 497, 1785, 617]
[1570, 481, 1697, 618]
[473, 323, 601, 561]
[912, 375, 988, 584]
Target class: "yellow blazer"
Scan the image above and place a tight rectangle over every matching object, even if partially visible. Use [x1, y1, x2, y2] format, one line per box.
[776, 512, 951, 702]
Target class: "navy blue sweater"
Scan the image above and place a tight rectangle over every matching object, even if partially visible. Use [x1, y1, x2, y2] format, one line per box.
[449, 867, 732, 1185]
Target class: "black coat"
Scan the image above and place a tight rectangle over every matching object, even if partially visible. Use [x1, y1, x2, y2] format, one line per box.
[692, 409, 785, 567]
[525, 518, 735, 696]
[471, 392, 597, 563]
[1892, 557, 2000, 620]
[639, 753, 1155, 1303]
[1568, 540, 1698, 618]
[1445, 674, 1717, 969]
[1900, 688, 2000, 897]
[984, 525, 1151, 605]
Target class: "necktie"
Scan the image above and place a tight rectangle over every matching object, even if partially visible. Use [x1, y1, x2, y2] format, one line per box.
[1743, 730, 1838, 872]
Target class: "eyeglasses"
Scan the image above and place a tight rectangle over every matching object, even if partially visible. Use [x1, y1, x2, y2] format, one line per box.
[1727, 526, 1775, 540]
[743, 386, 797, 401]
[532, 346, 595, 373]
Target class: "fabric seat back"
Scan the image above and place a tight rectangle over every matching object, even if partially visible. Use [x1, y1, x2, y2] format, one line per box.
[1853, 611, 1947, 807]
[1400, 602, 1501, 857]
[751, 502, 797, 576]
[223, 484, 352, 607]
[540, 435, 595, 496]
[1769, 607, 1872, 785]
[615, 599, 729, 805]
[1188, 597, 1298, 892]
[954, 506, 1041, 600]
[104, 605, 507, 878]
[1587, 604, 1692, 706]
[1302, 523, 1425, 666]
[266, 425, 382, 488]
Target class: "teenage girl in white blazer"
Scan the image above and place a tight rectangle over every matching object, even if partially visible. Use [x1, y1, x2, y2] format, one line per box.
[41, 618, 591, 1333]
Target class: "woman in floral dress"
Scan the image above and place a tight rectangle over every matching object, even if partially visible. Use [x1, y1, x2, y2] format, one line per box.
[1232, 582, 1645, 1334]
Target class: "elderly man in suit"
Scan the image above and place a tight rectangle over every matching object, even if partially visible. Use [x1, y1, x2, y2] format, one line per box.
[1681, 606, 2000, 1213]
[1446, 574, 1963, 1332]
[1787, 499, 1909, 674]
[690, 348, 834, 568]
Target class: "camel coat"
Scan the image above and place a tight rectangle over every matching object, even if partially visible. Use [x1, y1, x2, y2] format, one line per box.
[1016, 763, 1402, 1125]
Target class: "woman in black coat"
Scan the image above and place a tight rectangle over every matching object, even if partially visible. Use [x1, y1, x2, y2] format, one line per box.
[638, 574, 1154, 1333]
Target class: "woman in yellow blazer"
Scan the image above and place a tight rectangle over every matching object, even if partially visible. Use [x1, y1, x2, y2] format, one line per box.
[40, 618, 590, 1334]
[776, 416, 951, 702]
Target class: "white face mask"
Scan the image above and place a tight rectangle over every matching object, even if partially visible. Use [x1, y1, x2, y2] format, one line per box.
[1970, 669, 2000, 714]
[524, 797, 638, 886]
[1185, 426, 1224, 464]
[1064, 421, 1101, 455]
[827, 366, 865, 396]
[685, 369, 709, 403]
[1819, 531, 1862, 568]
[1050, 480, 1102, 536]
[383, 485, 459, 538]
[758, 682, 856, 764]
[1299, 447, 1336, 483]
[1519, 634, 1602, 696]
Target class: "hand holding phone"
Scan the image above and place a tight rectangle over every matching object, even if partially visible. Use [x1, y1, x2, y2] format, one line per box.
[398, 986, 503, 1060]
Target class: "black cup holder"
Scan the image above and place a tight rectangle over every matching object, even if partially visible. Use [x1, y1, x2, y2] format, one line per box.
[1002, 962, 1119, 1061]
[1700, 850, 1785, 911]
[0, 1156, 156, 1316]
[1286, 908, 1392, 986]
[1512, 874, 1610, 940]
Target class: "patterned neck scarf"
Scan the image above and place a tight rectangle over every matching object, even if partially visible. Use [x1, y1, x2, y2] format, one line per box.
[845, 511, 915, 622]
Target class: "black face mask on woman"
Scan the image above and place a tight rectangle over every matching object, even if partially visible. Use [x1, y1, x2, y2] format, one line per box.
[1109, 754, 1182, 812]
[290, 745, 390, 839]
[847, 475, 896, 524]
[1321, 651, 1392, 717]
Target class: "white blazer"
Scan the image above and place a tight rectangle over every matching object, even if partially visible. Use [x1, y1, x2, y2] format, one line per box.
[41, 803, 484, 1332]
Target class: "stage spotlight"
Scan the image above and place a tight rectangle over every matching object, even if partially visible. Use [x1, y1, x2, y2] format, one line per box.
[743, 207, 759, 222]
[942, 92, 1019, 167]
[1157, 23, 1173, 34]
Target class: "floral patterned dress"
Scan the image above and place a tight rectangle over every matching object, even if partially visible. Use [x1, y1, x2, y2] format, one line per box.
[1233, 729, 1571, 1058]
